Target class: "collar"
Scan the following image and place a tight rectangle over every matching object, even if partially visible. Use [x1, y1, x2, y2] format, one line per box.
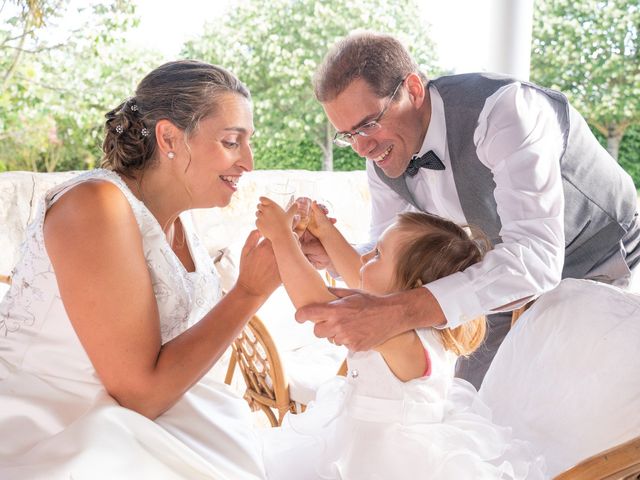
[413, 85, 447, 161]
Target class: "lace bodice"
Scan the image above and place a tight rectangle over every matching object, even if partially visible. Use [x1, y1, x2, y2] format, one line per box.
[0, 169, 221, 384]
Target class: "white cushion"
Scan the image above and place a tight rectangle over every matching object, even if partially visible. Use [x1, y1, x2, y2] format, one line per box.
[480, 278, 640, 476]
[0, 283, 9, 302]
[0, 171, 78, 276]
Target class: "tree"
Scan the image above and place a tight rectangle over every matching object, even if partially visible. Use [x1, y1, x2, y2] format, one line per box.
[0, 1, 161, 172]
[530, 0, 640, 160]
[183, 0, 440, 171]
[0, 0, 66, 93]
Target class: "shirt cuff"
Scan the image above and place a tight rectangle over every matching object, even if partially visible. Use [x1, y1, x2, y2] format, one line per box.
[426, 272, 485, 330]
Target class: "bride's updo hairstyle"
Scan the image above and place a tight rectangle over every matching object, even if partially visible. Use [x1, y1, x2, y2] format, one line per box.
[101, 60, 250, 178]
[392, 212, 489, 356]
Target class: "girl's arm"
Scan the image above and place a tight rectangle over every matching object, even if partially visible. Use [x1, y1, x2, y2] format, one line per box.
[256, 197, 334, 308]
[310, 203, 428, 381]
[306, 202, 361, 289]
[257, 198, 428, 382]
[45, 181, 280, 420]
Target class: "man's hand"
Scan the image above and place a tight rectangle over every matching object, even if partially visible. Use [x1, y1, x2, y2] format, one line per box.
[299, 229, 334, 270]
[295, 287, 446, 351]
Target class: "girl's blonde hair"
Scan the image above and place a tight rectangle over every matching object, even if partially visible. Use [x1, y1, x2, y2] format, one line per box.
[392, 212, 489, 356]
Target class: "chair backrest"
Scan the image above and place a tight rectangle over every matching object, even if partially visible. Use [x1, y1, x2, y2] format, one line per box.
[554, 434, 640, 480]
[481, 279, 640, 477]
[510, 300, 533, 327]
[229, 314, 296, 427]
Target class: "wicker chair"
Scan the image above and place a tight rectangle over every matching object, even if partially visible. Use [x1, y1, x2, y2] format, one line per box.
[226, 314, 295, 427]
[554, 435, 640, 480]
[226, 298, 531, 427]
[510, 301, 534, 327]
[225, 313, 347, 427]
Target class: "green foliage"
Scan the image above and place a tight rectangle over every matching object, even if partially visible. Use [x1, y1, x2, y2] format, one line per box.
[253, 138, 363, 171]
[0, 0, 65, 89]
[2, 0, 437, 173]
[594, 124, 640, 188]
[0, 0, 68, 171]
[620, 125, 640, 173]
[6, 0, 637, 181]
[333, 146, 365, 171]
[183, 0, 440, 171]
[253, 139, 321, 171]
[530, 0, 640, 159]
[0, 1, 161, 172]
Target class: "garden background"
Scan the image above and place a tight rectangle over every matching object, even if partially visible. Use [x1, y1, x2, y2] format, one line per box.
[1, 0, 638, 184]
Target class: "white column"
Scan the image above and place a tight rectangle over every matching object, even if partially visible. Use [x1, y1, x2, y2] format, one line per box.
[487, 0, 535, 80]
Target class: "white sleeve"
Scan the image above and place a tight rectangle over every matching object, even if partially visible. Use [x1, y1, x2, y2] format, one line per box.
[428, 83, 566, 329]
[358, 161, 413, 254]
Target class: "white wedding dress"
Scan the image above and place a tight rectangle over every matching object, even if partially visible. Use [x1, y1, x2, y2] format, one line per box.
[261, 328, 546, 480]
[0, 169, 265, 480]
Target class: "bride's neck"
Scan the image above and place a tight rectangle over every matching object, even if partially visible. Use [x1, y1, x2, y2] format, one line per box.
[120, 170, 185, 237]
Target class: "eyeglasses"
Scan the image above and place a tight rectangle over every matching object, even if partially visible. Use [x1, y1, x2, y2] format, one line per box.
[333, 78, 405, 148]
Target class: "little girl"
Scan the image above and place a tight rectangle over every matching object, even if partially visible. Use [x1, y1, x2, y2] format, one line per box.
[255, 198, 545, 480]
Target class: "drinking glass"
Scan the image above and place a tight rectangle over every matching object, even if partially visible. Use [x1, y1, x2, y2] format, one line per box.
[293, 197, 312, 235]
[292, 180, 316, 235]
[266, 181, 295, 210]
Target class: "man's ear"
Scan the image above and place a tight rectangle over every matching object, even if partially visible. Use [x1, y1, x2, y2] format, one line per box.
[405, 72, 426, 108]
[155, 119, 181, 156]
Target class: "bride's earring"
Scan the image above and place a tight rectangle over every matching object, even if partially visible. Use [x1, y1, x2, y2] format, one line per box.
[167, 152, 175, 159]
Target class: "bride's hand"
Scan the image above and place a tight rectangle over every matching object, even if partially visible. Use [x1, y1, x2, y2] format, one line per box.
[235, 229, 281, 298]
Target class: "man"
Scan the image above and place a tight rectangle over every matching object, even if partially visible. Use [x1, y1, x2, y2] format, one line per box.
[298, 32, 640, 388]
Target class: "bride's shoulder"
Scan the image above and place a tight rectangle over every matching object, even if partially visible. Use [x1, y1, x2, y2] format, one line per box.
[47, 177, 133, 223]
[44, 177, 142, 257]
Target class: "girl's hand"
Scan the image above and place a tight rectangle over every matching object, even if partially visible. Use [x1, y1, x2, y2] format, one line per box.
[292, 197, 312, 237]
[307, 201, 335, 238]
[236, 229, 281, 298]
[255, 196, 298, 242]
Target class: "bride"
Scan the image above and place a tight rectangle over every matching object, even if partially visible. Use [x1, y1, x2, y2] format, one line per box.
[0, 60, 279, 480]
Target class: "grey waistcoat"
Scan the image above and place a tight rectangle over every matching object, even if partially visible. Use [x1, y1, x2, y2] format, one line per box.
[374, 73, 639, 280]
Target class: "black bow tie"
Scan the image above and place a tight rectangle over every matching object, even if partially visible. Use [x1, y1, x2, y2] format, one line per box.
[404, 150, 445, 177]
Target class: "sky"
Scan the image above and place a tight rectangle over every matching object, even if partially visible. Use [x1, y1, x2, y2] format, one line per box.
[0, 0, 494, 73]
[128, 0, 493, 74]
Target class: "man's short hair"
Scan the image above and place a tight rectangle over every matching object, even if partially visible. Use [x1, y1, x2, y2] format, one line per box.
[313, 31, 427, 102]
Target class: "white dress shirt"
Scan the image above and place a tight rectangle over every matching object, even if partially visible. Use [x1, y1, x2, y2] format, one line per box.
[364, 82, 566, 328]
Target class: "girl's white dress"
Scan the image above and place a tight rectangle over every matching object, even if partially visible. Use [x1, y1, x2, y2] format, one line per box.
[261, 328, 546, 480]
[0, 169, 265, 480]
